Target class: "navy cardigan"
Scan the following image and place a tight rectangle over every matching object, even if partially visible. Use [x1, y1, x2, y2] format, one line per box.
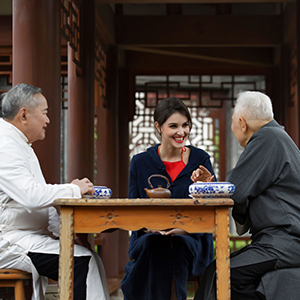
[128, 144, 215, 276]
[129, 144, 215, 199]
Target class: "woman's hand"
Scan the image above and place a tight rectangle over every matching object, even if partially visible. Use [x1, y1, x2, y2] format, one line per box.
[144, 228, 189, 236]
[159, 229, 189, 236]
[190, 165, 214, 183]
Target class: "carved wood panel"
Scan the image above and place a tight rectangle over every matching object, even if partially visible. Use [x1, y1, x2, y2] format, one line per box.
[73, 206, 215, 233]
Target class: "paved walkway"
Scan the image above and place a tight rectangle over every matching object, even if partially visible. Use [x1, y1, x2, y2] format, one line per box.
[45, 284, 124, 300]
[111, 289, 124, 300]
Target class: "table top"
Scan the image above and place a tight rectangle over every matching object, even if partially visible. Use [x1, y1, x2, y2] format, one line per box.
[53, 197, 234, 207]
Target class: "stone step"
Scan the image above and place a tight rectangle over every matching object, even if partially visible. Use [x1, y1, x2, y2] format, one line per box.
[45, 284, 58, 300]
[111, 288, 124, 300]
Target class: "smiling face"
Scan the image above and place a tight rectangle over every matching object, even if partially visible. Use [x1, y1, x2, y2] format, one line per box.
[24, 93, 50, 143]
[156, 112, 190, 149]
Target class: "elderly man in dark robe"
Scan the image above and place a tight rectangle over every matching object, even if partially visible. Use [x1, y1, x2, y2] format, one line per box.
[191, 91, 300, 300]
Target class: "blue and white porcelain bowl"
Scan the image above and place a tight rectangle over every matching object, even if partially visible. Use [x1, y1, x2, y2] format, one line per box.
[91, 186, 112, 199]
[189, 182, 235, 198]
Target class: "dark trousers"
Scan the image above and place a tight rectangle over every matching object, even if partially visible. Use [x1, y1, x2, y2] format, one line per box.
[28, 252, 90, 300]
[121, 233, 193, 300]
[194, 255, 277, 300]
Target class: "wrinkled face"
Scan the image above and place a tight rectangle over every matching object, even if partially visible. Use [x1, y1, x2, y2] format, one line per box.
[158, 112, 190, 148]
[25, 93, 50, 143]
[231, 110, 246, 148]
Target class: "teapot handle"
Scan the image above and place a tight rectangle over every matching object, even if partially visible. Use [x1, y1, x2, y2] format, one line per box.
[148, 174, 170, 189]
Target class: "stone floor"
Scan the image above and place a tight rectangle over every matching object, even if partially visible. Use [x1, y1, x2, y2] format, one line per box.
[110, 289, 124, 300]
[0, 283, 192, 299]
[45, 284, 58, 300]
[44, 285, 195, 300]
[44, 284, 124, 300]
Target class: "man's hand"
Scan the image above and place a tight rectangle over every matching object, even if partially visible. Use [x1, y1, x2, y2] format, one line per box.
[71, 178, 94, 196]
[190, 165, 214, 183]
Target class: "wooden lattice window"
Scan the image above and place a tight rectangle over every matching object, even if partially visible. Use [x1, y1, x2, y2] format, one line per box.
[129, 75, 266, 180]
[0, 53, 13, 117]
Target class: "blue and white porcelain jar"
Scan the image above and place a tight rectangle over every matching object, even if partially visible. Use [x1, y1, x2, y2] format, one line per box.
[91, 186, 112, 199]
[189, 182, 235, 198]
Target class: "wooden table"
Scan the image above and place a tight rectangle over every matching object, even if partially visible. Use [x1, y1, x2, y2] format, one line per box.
[53, 197, 234, 300]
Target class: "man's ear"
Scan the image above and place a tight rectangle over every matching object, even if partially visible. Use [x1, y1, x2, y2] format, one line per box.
[239, 117, 248, 133]
[18, 107, 28, 123]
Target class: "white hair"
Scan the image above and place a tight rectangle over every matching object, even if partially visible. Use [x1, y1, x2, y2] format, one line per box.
[234, 91, 274, 120]
[1, 83, 42, 120]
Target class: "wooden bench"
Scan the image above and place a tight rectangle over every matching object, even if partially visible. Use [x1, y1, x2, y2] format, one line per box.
[230, 235, 251, 252]
[187, 275, 202, 295]
[107, 275, 123, 295]
[0, 269, 32, 300]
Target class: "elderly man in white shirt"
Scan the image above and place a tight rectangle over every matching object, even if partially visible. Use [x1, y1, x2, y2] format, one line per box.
[0, 84, 110, 300]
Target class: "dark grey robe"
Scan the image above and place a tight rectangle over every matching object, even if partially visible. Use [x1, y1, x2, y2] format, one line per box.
[226, 120, 300, 299]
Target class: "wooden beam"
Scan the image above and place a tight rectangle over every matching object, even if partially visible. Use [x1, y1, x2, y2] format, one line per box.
[124, 50, 272, 72]
[0, 16, 12, 46]
[116, 15, 282, 46]
[98, 0, 295, 3]
[134, 46, 274, 65]
[95, 4, 116, 44]
[120, 45, 272, 67]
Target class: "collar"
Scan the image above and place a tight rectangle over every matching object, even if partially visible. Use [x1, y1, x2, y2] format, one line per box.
[247, 119, 283, 146]
[0, 118, 30, 145]
[146, 144, 201, 174]
[261, 119, 283, 129]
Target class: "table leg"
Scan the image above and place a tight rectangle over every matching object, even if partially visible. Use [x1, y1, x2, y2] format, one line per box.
[215, 207, 231, 300]
[58, 207, 74, 300]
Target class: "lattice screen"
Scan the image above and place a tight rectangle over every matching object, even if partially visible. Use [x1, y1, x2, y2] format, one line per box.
[129, 98, 220, 179]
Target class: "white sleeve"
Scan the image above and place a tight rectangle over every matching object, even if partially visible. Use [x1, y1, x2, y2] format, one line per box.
[0, 139, 81, 212]
[48, 207, 61, 237]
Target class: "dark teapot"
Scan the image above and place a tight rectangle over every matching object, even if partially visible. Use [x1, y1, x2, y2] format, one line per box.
[144, 174, 171, 198]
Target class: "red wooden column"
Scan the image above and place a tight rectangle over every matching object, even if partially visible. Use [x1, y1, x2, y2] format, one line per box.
[118, 67, 131, 274]
[12, 0, 61, 183]
[96, 45, 120, 279]
[297, 0, 300, 146]
[68, 0, 95, 181]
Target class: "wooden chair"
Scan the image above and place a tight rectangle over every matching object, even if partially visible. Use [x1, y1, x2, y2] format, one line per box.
[187, 275, 202, 295]
[0, 269, 32, 300]
[230, 235, 251, 252]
